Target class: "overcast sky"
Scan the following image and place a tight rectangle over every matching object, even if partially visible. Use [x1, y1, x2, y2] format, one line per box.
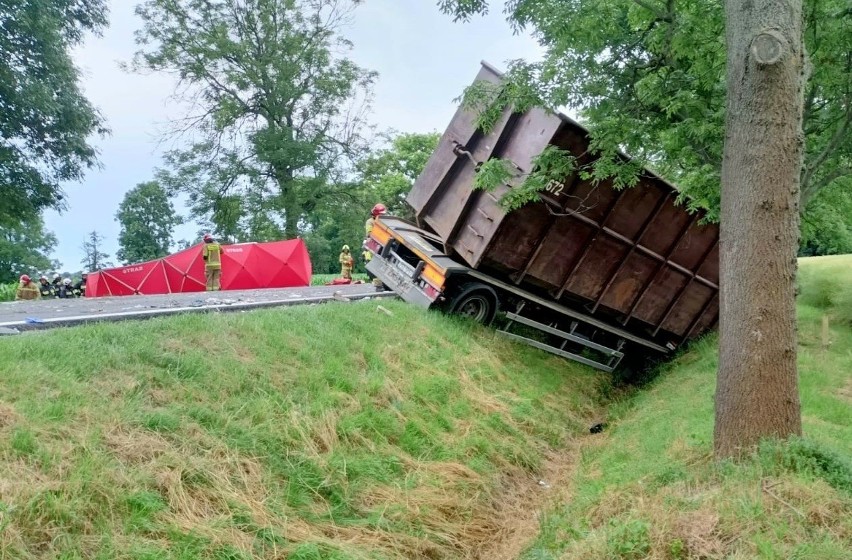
[44, 0, 543, 270]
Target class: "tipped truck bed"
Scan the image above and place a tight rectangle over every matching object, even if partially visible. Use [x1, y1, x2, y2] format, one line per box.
[406, 62, 719, 351]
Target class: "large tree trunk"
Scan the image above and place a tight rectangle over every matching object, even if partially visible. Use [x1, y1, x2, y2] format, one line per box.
[715, 0, 805, 459]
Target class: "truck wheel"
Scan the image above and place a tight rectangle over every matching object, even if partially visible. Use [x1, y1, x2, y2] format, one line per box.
[447, 283, 498, 325]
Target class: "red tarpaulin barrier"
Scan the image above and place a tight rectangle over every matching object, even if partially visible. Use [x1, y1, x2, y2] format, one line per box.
[86, 239, 312, 298]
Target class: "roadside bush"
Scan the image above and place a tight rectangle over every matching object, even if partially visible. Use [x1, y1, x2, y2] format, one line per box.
[759, 438, 852, 493]
[0, 283, 16, 302]
[605, 518, 651, 560]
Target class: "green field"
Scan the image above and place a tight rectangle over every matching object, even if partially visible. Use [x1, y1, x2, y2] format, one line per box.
[0, 299, 610, 559]
[0, 256, 849, 559]
[520, 254, 852, 559]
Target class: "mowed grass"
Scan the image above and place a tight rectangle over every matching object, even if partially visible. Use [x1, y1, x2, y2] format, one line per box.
[520, 255, 852, 559]
[0, 299, 610, 559]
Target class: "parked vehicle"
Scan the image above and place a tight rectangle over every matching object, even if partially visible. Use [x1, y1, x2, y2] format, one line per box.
[365, 62, 719, 372]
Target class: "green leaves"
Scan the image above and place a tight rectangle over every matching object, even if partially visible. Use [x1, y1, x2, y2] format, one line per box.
[0, 0, 109, 226]
[442, 0, 851, 245]
[473, 146, 578, 212]
[133, 0, 376, 239]
[0, 216, 58, 283]
[115, 181, 182, 265]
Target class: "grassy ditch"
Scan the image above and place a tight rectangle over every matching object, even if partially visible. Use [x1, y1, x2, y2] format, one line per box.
[520, 255, 852, 559]
[0, 299, 610, 559]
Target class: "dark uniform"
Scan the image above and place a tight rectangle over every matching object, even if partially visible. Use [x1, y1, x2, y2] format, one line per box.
[38, 277, 54, 298]
[57, 279, 76, 298]
[73, 274, 87, 297]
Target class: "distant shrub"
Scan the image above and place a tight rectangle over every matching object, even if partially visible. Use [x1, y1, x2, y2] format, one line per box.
[0, 283, 16, 302]
[797, 269, 840, 309]
[832, 283, 852, 325]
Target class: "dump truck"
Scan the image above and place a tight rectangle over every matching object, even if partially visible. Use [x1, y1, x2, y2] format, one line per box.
[364, 62, 719, 372]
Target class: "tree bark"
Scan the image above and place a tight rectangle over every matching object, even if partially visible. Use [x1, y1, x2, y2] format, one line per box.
[715, 0, 805, 459]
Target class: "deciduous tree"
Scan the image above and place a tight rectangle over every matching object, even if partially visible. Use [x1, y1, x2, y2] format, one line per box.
[439, 0, 851, 223]
[0, 217, 58, 283]
[439, 0, 808, 458]
[0, 0, 109, 226]
[301, 132, 438, 272]
[356, 132, 440, 219]
[133, 0, 376, 240]
[116, 181, 182, 264]
[81, 231, 112, 272]
[714, 0, 805, 458]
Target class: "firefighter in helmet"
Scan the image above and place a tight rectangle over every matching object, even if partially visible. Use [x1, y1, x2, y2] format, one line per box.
[38, 275, 54, 298]
[202, 234, 223, 291]
[339, 244, 354, 280]
[73, 273, 88, 297]
[363, 203, 387, 289]
[58, 278, 76, 298]
[15, 275, 41, 301]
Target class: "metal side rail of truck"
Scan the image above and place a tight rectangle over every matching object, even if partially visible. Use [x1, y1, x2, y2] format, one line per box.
[362, 61, 720, 374]
[365, 216, 670, 373]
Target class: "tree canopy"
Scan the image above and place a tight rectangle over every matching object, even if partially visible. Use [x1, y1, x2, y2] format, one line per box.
[133, 0, 376, 241]
[0, 217, 58, 283]
[116, 181, 182, 264]
[439, 0, 851, 229]
[0, 0, 109, 226]
[355, 132, 440, 219]
[303, 132, 439, 273]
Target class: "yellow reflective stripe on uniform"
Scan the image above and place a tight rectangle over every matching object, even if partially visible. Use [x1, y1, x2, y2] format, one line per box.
[203, 243, 222, 267]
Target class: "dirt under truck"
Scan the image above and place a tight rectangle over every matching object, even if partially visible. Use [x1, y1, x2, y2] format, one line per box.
[364, 62, 720, 373]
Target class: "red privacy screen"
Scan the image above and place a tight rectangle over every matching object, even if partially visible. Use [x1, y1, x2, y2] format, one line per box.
[85, 239, 312, 297]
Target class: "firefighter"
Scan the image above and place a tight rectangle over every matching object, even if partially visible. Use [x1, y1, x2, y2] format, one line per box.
[57, 278, 76, 298]
[15, 275, 41, 301]
[339, 245, 354, 280]
[73, 273, 87, 297]
[201, 234, 223, 291]
[51, 273, 62, 293]
[38, 276, 54, 298]
[363, 203, 387, 290]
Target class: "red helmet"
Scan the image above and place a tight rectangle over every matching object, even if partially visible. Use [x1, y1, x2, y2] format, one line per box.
[20, 274, 31, 283]
[203, 234, 213, 242]
[371, 203, 387, 217]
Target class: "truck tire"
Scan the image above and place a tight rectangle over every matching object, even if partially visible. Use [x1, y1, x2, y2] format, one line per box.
[447, 283, 498, 325]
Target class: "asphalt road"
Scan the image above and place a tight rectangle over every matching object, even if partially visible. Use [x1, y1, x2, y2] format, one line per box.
[0, 284, 396, 334]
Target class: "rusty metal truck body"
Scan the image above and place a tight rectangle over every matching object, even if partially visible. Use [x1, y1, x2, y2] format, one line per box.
[365, 62, 719, 372]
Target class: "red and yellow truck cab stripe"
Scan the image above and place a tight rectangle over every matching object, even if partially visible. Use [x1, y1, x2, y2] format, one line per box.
[367, 218, 448, 294]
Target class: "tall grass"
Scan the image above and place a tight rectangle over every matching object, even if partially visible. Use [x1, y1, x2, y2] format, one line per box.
[798, 254, 852, 324]
[520, 255, 852, 559]
[0, 300, 610, 559]
[0, 282, 16, 302]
